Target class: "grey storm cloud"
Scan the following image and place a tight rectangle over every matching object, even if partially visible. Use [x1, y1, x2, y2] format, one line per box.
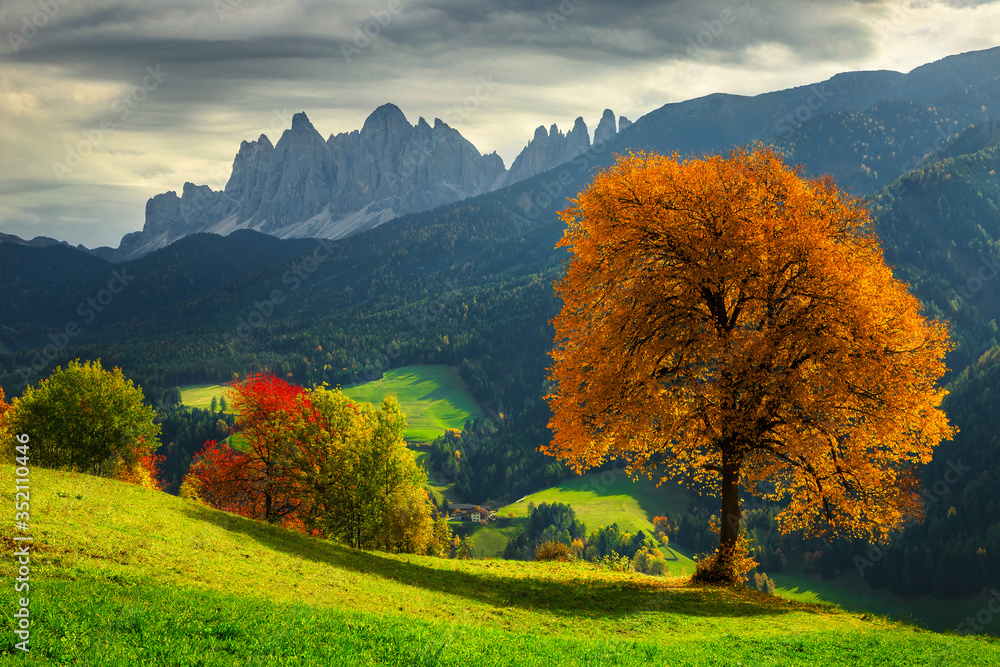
[0, 0, 996, 247]
[374, 0, 891, 61]
[0, 0, 897, 146]
[1, 0, 892, 69]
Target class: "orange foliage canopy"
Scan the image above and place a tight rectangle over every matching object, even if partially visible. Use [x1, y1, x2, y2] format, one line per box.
[544, 147, 954, 565]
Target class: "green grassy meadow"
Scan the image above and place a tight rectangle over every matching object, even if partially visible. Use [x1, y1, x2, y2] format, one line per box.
[178, 384, 231, 412]
[2, 467, 996, 666]
[340, 365, 483, 442]
[502, 470, 699, 574]
[176, 371, 992, 647]
[414, 449, 460, 505]
[453, 519, 528, 559]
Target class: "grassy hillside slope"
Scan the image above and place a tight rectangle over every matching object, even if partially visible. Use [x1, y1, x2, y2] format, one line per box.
[4, 468, 994, 665]
[502, 475, 996, 634]
[773, 572, 993, 636]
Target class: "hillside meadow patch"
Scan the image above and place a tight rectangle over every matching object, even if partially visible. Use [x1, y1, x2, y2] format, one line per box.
[0, 467, 996, 665]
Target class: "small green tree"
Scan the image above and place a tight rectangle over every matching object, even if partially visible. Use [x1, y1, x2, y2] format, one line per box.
[647, 559, 669, 577]
[385, 485, 435, 554]
[210, 396, 218, 413]
[6, 359, 160, 478]
[455, 535, 476, 560]
[305, 387, 430, 552]
[427, 515, 453, 557]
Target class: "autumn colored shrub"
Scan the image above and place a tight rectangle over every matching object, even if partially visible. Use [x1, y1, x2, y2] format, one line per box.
[692, 533, 757, 586]
[534, 540, 573, 562]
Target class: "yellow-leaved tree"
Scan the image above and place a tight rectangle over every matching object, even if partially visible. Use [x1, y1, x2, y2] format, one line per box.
[544, 147, 955, 584]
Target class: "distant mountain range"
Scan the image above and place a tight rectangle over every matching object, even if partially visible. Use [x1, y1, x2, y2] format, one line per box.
[5, 46, 1000, 377]
[72, 104, 630, 261]
[0, 231, 74, 250]
[5, 46, 999, 263]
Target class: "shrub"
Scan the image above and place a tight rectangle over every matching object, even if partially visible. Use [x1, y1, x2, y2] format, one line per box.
[593, 551, 632, 572]
[692, 533, 757, 585]
[4, 359, 160, 481]
[753, 571, 777, 595]
[647, 558, 669, 577]
[535, 541, 573, 562]
[178, 473, 203, 502]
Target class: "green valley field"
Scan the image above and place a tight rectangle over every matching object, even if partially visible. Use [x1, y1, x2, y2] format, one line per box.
[466, 472, 698, 574]
[178, 365, 483, 444]
[2, 467, 996, 666]
[179, 384, 231, 412]
[504, 470, 694, 538]
[340, 365, 483, 442]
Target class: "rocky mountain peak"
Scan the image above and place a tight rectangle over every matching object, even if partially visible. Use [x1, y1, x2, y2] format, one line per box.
[567, 117, 590, 155]
[503, 108, 627, 186]
[290, 111, 318, 134]
[362, 103, 411, 137]
[113, 104, 528, 260]
[594, 109, 617, 145]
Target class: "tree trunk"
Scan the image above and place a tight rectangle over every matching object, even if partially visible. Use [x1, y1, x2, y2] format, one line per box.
[717, 449, 744, 578]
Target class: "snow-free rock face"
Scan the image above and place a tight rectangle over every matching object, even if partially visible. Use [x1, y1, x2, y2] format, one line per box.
[113, 105, 508, 260]
[113, 104, 626, 260]
[594, 109, 617, 145]
[501, 108, 627, 187]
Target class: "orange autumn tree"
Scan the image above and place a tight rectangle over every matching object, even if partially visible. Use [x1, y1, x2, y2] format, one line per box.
[544, 147, 955, 584]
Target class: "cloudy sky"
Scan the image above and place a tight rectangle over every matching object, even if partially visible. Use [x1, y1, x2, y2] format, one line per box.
[1, 0, 998, 248]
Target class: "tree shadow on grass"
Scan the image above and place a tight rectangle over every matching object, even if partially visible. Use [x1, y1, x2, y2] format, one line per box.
[180, 504, 819, 622]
